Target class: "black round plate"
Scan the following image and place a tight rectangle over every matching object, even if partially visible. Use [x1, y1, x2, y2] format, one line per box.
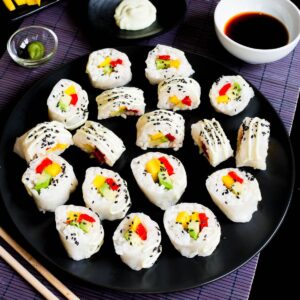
[0, 46, 294, 293]
[87, 0, 187, 40]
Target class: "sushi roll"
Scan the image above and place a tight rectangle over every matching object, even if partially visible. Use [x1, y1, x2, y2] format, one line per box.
[14, 121, 73, 163]
[131, 152, 187, 210]
[55, 205, 104, 261]
[22, 154, 78, 213]
[96, 87, 145, 120]
[47, 79, 89, 130]
[86, 48, 132, 90]
[82, 167, 131, 221]
[113, 213, 162, 271]
[236, 117, 271, 170]
[136, 109, 185, 151]
[209, 75, 254, 116]
[191, 118, 233, 167]
[164, 203, 221, 258]
[73, 121, 125, 167]
[206, 168, 262, 223]
[157, 77, 201, 111]
[145, 44, 194, 85]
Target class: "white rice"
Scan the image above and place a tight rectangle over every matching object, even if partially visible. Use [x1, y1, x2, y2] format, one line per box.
[113, 212, 162, 271]
[73, 120, 126, 167]
[96, 87, 145, 120]
[136, 109, 185, 151]
[131, 152, 187, 210]
[22, 154, 78, 213]
[209, 75, 254, 116]
[86, 48, 132, 90]
[145, 44, 194, 85]
[14, 121, 73, 163]
[157, 77, 201, 111]
[55, 205, 104, 261]
[236, 117, 271, 170]
[82, 167, 131, 221]
[164, 203, 221, 258]
[47, 79, 89, 130]
[206, 168, 262, 223]
[191, 118, 233, 167]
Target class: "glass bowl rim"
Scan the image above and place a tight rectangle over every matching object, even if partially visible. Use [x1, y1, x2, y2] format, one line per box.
[7, 25, 58, 65]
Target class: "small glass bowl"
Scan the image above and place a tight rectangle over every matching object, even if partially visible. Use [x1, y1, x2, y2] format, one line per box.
[7, 25, 58, 68]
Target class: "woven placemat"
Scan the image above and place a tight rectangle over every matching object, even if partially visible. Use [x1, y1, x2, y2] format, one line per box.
[0, 1, 298, 299]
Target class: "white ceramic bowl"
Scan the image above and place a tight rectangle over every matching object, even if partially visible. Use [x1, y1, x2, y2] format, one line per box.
[214, 0, 300, 64]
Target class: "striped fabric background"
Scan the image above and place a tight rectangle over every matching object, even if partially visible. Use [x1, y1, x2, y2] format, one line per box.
[0, 0, 299, 299]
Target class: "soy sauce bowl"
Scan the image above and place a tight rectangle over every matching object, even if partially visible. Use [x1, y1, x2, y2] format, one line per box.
[7, 25, 58, 68]
[214, 0, 300, 64]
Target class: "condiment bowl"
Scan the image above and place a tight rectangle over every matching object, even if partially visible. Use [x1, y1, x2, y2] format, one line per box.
[214, 0, 300, 64]
[7, 25, 58, 68]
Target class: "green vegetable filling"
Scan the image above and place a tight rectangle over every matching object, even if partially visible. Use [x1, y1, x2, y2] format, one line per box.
[155, 59, 171, 70]
[27, 41, 45, 60]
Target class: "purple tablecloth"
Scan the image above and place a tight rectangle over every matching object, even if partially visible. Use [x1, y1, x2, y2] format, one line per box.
[0, 1, 299, 299]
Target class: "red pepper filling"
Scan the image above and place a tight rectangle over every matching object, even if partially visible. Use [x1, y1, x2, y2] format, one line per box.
[165, 133, 176, 142]
[228, 171, 244, 183]
[36, 158, 53, 174]
[70, 94, 78, 106]
[135, 223, 147, 240]
[201, 142, 209, 158]
[158, 156, 174, 175]
[92, 149, 106, 164]
[181, 96, 192, 106]
[105, 178, 119, 191]
[158, 55, 170, 60]
[219, 83, 232, 96]
[110, 59, 123, 68]
[199, 213, 209, 230]
[78, 213, 96, 223]
[126, 108, 139, 113]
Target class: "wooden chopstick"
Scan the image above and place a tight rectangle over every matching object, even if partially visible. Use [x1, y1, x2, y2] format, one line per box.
[0, 227, 79, 300]
[0, 245, 59, 300]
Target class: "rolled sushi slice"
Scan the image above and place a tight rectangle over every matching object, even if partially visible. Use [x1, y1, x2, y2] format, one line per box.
[145, 44, 194, 85]
[22, 154, 78, 213]
[157, 77, 201, 111]
[131, 152, 187, 210]
[55, 205, 104, 261]
[236, 117, 271, 170]
[86, 48, 132, 90]
[14, 121, 73, 162]
[113, 213, 162, 271]
[191, 118, 233, 167]
[73, 121, 125, 167]
[47, 79, 89, 130]
[136, 109, 185, 151]
[206, 168, 262, 223]
[209, 75, 254, 116]
[164, 203, 221, 258]
[82, 167, 131, 221]
[96, 87, 145, 120]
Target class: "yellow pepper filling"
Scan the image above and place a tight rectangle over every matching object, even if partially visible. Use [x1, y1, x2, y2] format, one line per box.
[145, 158, 161, 181]
[93, 175, 106, 189]
[217, 95, 229, 104]
[44, 163, 62, 177]
[98, 57, 111, 68]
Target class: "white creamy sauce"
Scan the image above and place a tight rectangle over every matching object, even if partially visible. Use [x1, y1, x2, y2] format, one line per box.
[114, 0, 157, 31]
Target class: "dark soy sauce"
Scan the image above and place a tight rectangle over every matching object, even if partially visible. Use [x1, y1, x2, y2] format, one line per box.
[224, 12, 289, 49]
